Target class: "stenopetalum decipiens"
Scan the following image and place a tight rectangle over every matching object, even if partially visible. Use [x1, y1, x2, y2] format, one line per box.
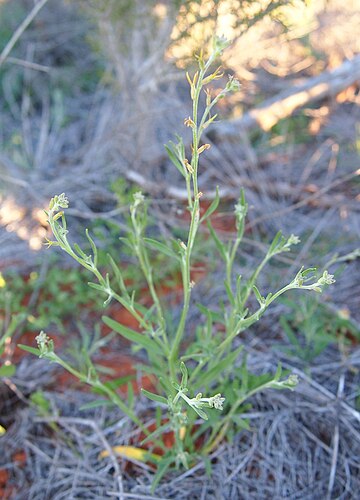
[20, 37, 335, 486]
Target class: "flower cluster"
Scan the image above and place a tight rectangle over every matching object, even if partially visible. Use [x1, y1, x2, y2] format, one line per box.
[35, 331, 54, 357]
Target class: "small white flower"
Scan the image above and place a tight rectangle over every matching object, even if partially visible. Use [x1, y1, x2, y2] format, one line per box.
[36, 331, 50, 347]
[287, 234, 300, 247]
[133, 191, 145, 207]
[209, 393, 225, 410]
[35, 331, 54, 356]
[318, 270, 335, 286]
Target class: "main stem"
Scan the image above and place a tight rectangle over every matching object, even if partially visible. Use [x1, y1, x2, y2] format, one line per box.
[168, 65, 209, 380]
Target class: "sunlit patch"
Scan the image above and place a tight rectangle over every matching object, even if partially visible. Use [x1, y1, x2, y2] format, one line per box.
[153, 2, 167, 20]
[0, 197, 26, 225]
[32, 208, 47, 227]
[0, 195, 48, 251]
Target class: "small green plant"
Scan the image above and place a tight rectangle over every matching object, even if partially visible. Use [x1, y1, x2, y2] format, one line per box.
[21, 38, 335, 486]
[280, 295, 337, 363]
[0, 265, 102, 334]
[280, 250, 360, 364]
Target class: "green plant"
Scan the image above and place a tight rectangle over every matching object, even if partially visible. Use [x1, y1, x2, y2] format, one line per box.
[280, 295, 337, 363]
[1, 265, 102, 334]
[280, 250, 360, 363]
[20, 38, 335, 486]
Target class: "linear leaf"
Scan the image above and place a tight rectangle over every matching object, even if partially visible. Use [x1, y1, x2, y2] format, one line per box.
[144, 238, 179, 260]
[141, 421, 170, 445]
[190, 405, 208, 420]
[196, 346, 243, 388]
[127, 381, 134, 409]
[18, 344, 41, 356]
[200, 186, 220, 223]
[207, 221, 227, 261]
[102, 375, 135, 391]
[88, 282, 106, 292]
[102, 316, 162, 355]
[165, 144, 185, 177]
[79, 399, 113, 411]
[197, 304, 223, 324]
[151, 456, 174, 493]
[107, 254, 127, 295]
[224, 280, 235, 306]
[86, 229, 98, 267]
[141, 388, 167, 405]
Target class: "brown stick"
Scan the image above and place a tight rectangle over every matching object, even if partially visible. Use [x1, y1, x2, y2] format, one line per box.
[213, 55, 360, 137]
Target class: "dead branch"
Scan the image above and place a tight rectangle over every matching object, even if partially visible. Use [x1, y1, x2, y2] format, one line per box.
[213, 55, 360, 137]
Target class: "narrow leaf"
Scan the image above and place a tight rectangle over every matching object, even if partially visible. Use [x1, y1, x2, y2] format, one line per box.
[107, 254, 128, 296]
[0, 313, 26, 348]
[240, 354, 248, 393]
[141, 388, 168, 405]
[79, 399, 113, 411]
[102, 375, 135, 391]
[127, 381, 134, 409]
[224, 280, 235, 306]
[268, 231, 283, 255]
[180, 361, 188, 388]
[253, 285, 264, 305]
[141, 421, 170, 445]
[196, 346, 243, 388]
[274, 362, 282, 380]
[18, 345, 41, 356]
[207, 221, 227, 261]
[279, 317, 300, 347]
[88, 282, 106, 293]
[151, 457, 174, 494]
[191, 406, 208, 420]
[197, 304, 223, 324]
[144, 238, 179, 260]
[86, 229, 98, 267]
[200, 186, 220, 223]
[73, 243, 88, 260]
[102, 316, 162, 354]
[165, 144, 185, 177]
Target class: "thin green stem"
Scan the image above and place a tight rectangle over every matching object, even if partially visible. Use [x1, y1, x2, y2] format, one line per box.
[168, 52, 227, 380]
[48, 353, 146, 432]
[218, 282, 297, 354]
[168, 202, 198, 379]
[135, 245, 168, 347]
[225, 235, 242, 294]
[238, 254, 270, 312]
[203, 379, 277, 455]
[167, 64, 210, 379]
[130, 206, 169, 350]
